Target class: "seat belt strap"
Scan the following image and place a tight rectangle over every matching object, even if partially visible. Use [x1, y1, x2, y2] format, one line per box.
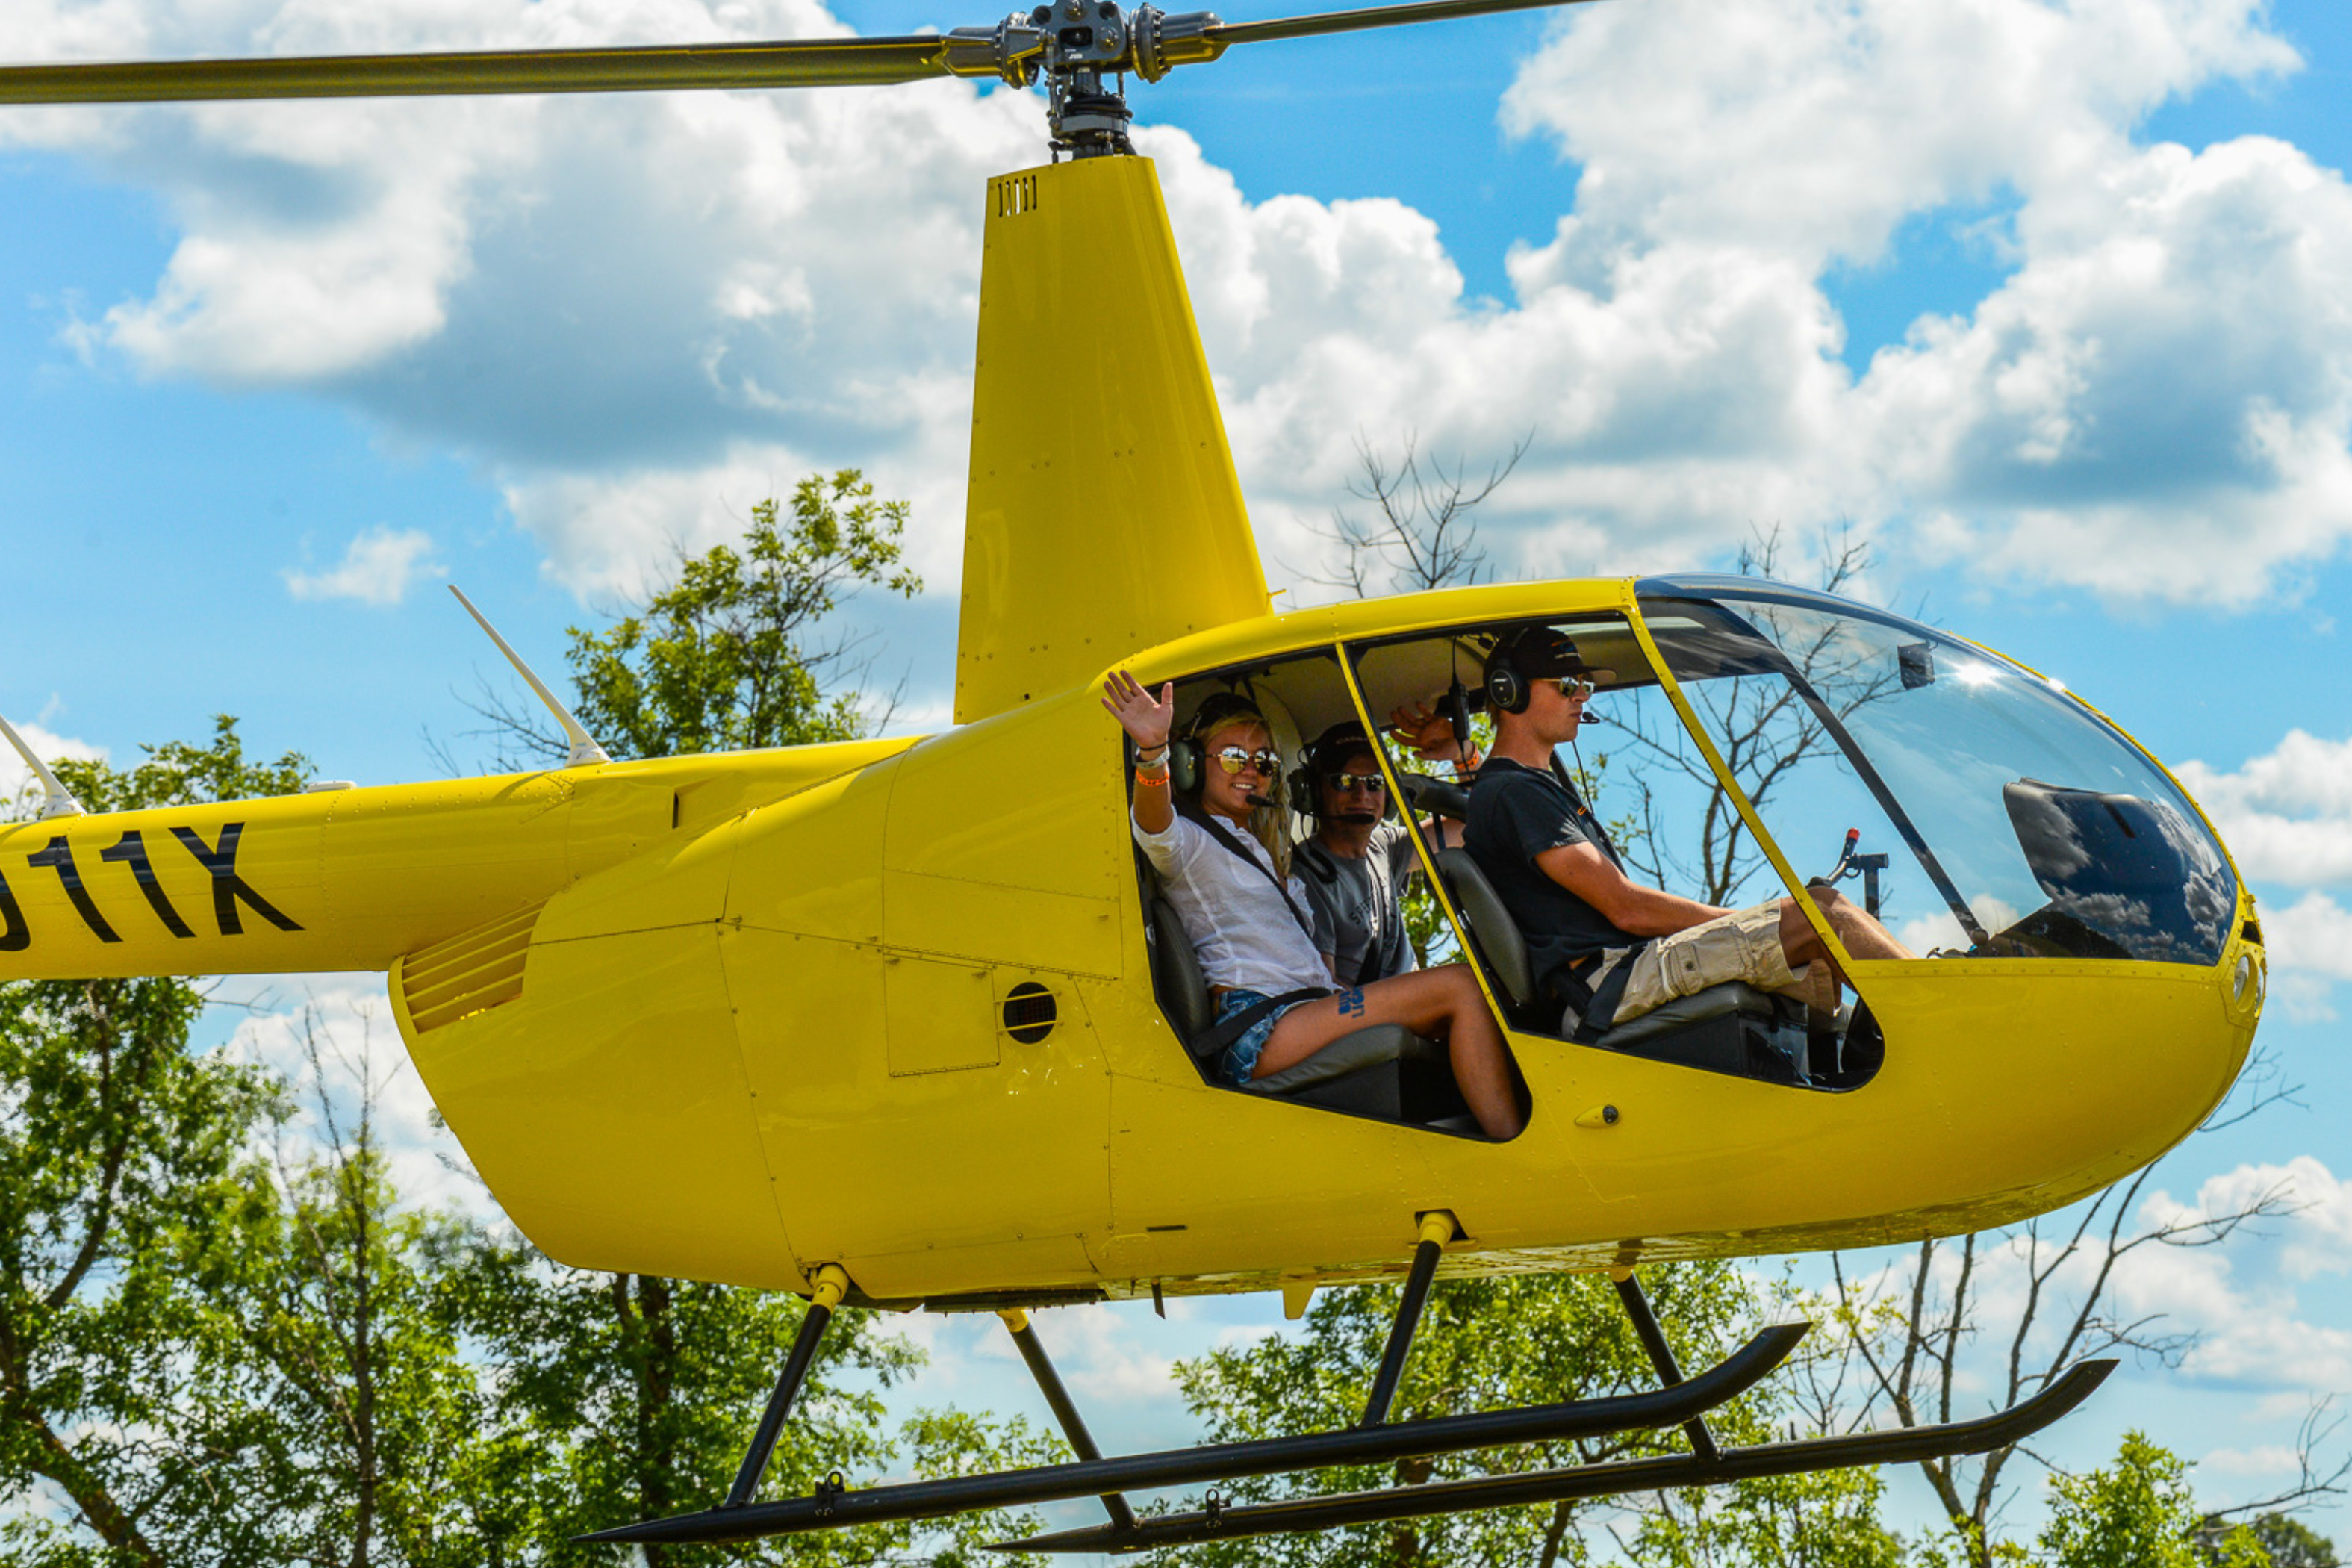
[1554, 944, 1647, 1045]
[1189, 986, 1330, 1060]
[1176, 799, 1321, 946]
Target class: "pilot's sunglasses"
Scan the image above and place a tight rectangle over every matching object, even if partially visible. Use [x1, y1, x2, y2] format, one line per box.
[1327, 771, 1387, 794]
[1214, 746, 1281, 776]
[1555, 676, 1597, 700]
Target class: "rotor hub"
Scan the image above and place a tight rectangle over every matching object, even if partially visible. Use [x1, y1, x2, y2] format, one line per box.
[948, 2, 1225, 158]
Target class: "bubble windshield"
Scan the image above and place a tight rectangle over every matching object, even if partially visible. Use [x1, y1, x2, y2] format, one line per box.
[1635, 580, 2237, 965]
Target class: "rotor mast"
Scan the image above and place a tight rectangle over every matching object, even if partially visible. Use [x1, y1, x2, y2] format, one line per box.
[945, 2, 1225, 158]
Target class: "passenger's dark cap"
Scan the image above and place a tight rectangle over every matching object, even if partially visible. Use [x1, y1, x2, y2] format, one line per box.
[1308, 720, 1372, 770]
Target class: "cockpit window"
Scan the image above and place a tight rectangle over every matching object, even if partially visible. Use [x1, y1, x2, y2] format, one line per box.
[1636, 581, 2236, 965]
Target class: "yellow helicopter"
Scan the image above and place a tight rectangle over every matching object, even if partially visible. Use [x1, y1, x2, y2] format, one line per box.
[0, 2, 2265, 1553]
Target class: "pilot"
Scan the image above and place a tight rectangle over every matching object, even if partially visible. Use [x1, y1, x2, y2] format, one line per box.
[1293, 718, 1478, 986]
[1462, 626, 1914, 1036]
[1104, 672, 1524, 1140]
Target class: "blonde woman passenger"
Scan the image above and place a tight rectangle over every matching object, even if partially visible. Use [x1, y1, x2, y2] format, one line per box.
[1104, 673, 1524, 1140]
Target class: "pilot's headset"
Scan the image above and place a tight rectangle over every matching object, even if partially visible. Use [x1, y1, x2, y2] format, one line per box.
[1289, 721, 1383, 826]
[1169, 691, 1272, 797]
[1483, 623, 1581, 715]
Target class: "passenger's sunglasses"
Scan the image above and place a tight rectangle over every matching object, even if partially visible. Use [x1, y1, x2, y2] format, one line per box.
[1325, 771, 1387, 794]
[1213, 746, 1281, 777]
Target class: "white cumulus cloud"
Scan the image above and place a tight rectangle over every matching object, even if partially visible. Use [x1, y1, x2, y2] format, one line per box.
[2176, 729, 2352, 1010]
[283, 525, 444, 605]
[9, 0, 2349, 610]
[2121, 1157, 2352, 1390]
[2180, 731, 2352, 889]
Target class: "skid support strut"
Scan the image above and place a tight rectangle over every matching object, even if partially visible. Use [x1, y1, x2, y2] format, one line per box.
[999, 1310, 1138, 1532]
[1612, 1268, 1717, 1461]
[1360, 1213, 1455, 1427]
[725, 1265, 849, 1510]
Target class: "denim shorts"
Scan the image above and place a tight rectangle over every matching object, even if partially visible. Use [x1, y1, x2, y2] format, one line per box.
[1213, 988, 1318, 1088]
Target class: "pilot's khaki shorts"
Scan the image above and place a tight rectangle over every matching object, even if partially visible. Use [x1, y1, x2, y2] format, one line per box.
[1599, 901, 1805, 1024]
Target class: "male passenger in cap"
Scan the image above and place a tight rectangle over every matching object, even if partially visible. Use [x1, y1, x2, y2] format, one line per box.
[1293, 720, 1472, 986]
[1462, 625, 1915, 1035]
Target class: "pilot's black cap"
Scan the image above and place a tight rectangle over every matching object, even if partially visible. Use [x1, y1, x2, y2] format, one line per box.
[1487, 625, 1614, 684]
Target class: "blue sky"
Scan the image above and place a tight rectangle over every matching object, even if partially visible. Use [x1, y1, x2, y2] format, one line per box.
[8, 0, 2352, 1550]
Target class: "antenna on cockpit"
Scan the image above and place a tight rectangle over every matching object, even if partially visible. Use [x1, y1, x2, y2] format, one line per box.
[0, 710, 86, 819]
[448, 585, 614, 769]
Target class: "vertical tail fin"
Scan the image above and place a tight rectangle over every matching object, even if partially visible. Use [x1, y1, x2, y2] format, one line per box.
[955, 155, 1271, 726]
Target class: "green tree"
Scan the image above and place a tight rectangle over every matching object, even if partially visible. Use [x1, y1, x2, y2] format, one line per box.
[447, 1238, 1057, 1565]
[2208, 1513, 2342, 1567]
[1628, 1463, 1905, 1568]
[2040, 1433, 2268, 1568]
[0, 721, 307, 1567]
[564, 470, 921, 762]
[184, 1010, 512, 1568]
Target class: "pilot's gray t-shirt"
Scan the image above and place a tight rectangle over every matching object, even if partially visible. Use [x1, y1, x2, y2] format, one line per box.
[1296, 820, 1422, 983]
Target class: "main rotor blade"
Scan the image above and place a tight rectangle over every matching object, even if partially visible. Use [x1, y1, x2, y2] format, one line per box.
[1207, 0, 1602, 49]
[0, 36, 953, 106]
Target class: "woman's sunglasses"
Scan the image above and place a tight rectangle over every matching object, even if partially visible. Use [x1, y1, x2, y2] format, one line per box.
[1213, 746, 1281, 776]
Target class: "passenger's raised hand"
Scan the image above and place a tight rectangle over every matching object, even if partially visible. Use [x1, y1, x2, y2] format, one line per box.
[1102, 670, 1176, 750]
[1388, 700, 1466, 763]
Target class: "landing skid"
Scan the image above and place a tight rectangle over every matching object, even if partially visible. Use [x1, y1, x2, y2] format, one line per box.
[580, 1218, 2112, 1552]
[1004, 1357, 2115, 1554]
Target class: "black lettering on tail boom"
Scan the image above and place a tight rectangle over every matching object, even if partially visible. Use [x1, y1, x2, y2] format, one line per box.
[29, 836, 122, 944]
[0, 871, 27, 953]
[169, 824, 302, 936]
[100, 830, 196, 939]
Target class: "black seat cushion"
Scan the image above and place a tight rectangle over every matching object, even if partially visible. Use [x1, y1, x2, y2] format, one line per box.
[1585, 980, 1779, 1048]
[1590, 980, 1810, 1084]
[1249, 1026, 1460, 1121]
[1243, 1024, 1437, 1094]
[1398, 771, 1472, 821]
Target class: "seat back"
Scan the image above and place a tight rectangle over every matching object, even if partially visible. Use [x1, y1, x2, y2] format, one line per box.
[1148, 896, 1216, 1048]
[1434, 847, 1537, 1012]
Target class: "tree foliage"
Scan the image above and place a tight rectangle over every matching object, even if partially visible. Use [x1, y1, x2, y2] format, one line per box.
[2039, 1434, 2269, 1568]
[0, 720, 305, 1568]
[564, 471, 921, 762]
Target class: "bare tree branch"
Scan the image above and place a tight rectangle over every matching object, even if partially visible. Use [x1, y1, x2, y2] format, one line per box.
[1301, 429, 1531, 598]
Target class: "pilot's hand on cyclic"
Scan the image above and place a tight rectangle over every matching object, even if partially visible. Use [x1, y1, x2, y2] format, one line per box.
[1101, 670, 1176, 750]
